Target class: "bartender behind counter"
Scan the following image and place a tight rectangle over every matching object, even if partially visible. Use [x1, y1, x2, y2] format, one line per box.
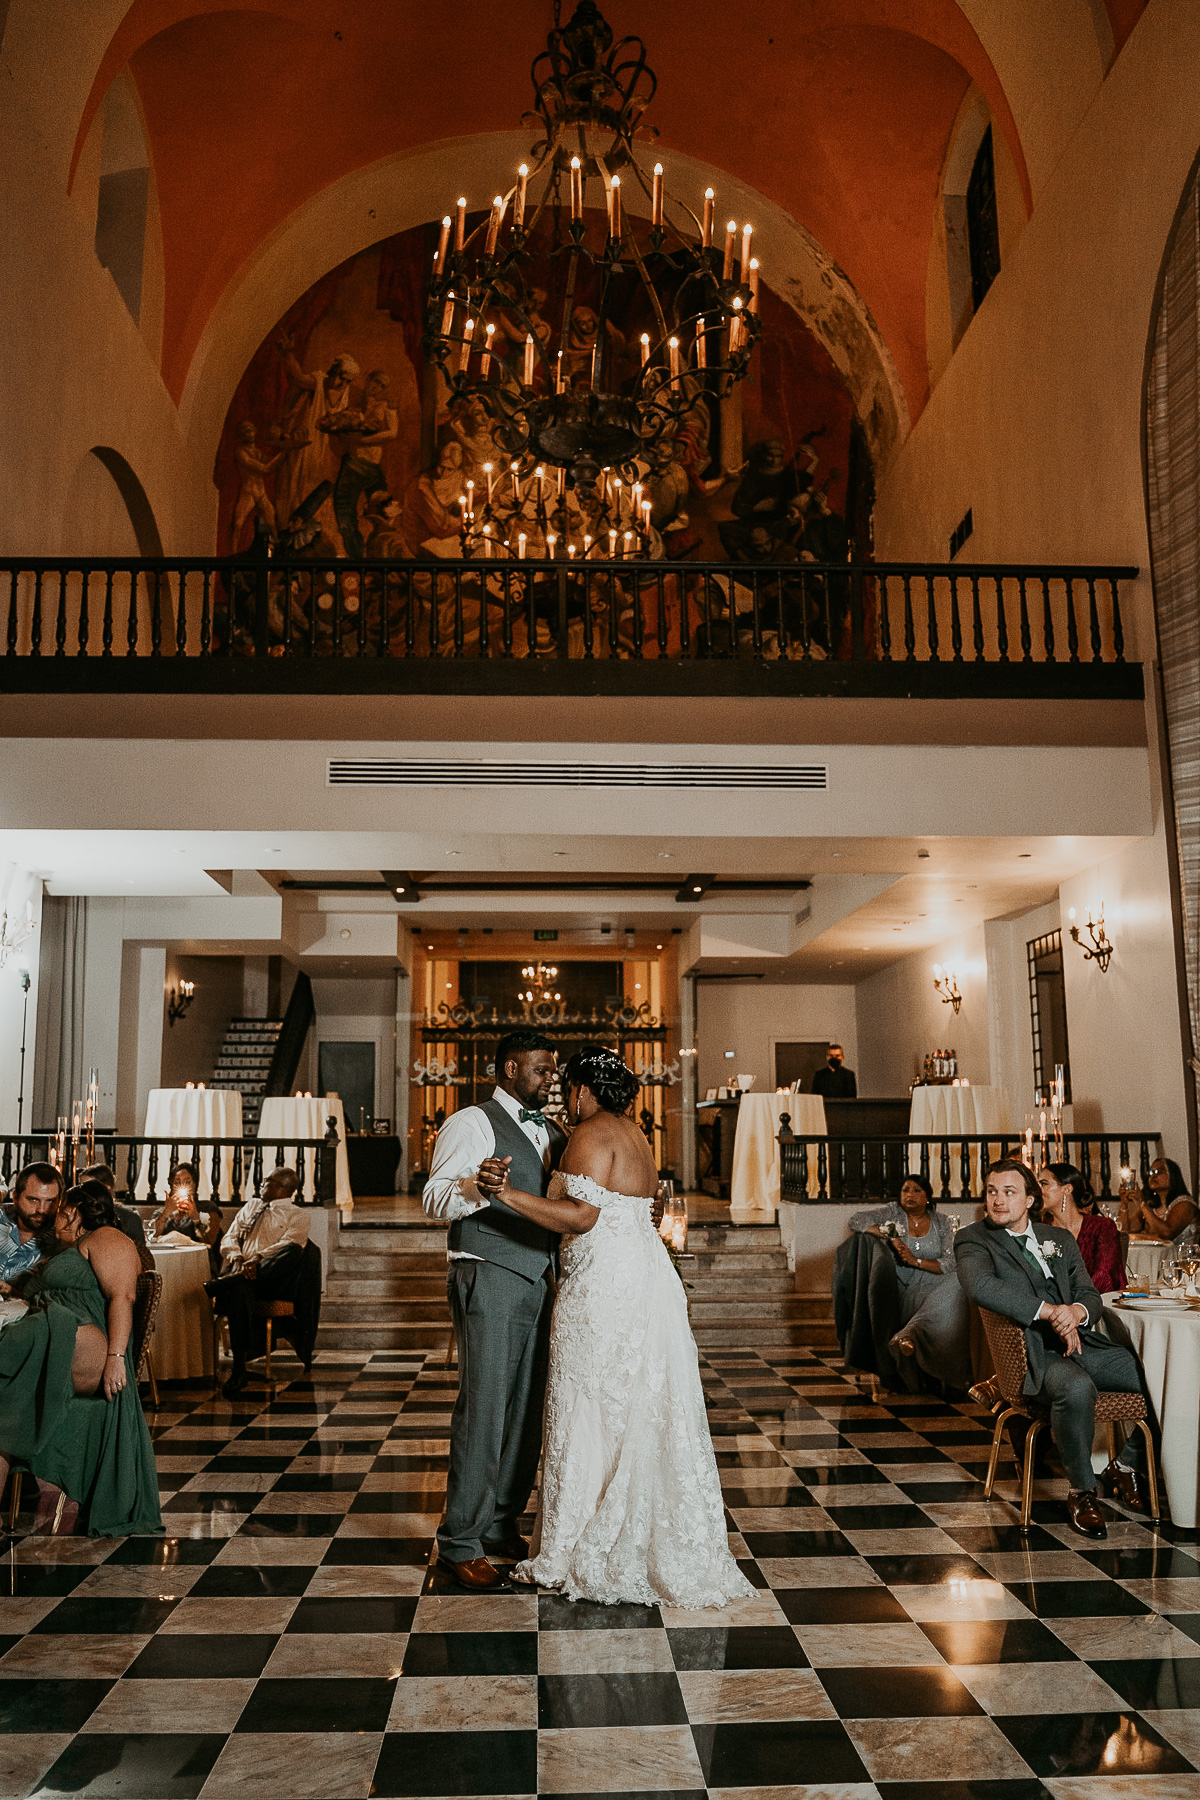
[812, 1045, 857, 1099]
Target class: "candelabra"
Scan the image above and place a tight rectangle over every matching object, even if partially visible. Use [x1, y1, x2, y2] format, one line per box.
[932, 964, 963, 1015]
[1068, 905, 1115, 973]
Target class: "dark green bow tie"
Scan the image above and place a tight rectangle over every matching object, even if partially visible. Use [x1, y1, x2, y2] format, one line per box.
[519, 1107, 548, 1127]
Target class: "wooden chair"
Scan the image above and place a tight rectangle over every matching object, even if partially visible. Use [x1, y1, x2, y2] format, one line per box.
[977, 1305, 1161, 1530]
[253, 1296, 295, 1383]
[7, 1270, 164, 1529]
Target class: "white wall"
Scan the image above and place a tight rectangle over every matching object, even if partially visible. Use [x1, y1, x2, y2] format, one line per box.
[855, 926, 990, 1097]
[984, 897, 1060, 1125]
[0, 863, 41, 1134]
[1060, 819, 1189, 1163]
[696, 980, 858, 1098]
[304, 975, 399, 1129]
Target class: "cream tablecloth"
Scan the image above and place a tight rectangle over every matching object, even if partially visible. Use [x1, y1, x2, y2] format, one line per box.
[257, 1095, 352, 1207]
[149, 1242, 214, 1381]
[136, 1088, 242, 1202]
[731, 1093, 827, 1223]
[1125, 1238, 1171, 1288]
[1102, 1294, 1200, 1528]
[909, 1085, 1012, 1195]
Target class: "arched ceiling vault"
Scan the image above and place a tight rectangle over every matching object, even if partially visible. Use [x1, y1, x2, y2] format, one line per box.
[59, 0, 1147, 444]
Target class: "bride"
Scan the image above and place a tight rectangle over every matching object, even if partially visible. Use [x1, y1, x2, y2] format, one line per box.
[476, 1043, 753, 1609]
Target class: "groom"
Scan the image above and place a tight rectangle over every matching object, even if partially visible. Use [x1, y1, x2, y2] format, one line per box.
[422, 1029, 565, 1589]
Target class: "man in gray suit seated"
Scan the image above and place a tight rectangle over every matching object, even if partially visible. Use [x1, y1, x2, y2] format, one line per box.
[423, 1030, 564, 1590]
[955, 1157, 1151, 1540]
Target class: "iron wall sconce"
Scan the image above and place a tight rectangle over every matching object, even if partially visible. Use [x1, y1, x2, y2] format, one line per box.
[933, 964, 963, 1014]
[1069, 905, 1115, 973]
[167, 980, 196, 1027]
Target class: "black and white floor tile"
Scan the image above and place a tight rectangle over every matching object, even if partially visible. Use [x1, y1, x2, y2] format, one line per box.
[1, 1347, 1199, 1798]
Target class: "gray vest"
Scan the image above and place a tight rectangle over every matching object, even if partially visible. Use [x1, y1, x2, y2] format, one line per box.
[447, 1097, 566, 1282]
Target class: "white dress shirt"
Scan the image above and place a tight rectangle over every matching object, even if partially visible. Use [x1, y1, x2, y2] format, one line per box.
[423, 1087, 552, 1261]
[219, 1196, 310, 1274]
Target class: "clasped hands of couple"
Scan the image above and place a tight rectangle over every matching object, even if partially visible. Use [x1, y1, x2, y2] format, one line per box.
[476, 1156, 667, 1229]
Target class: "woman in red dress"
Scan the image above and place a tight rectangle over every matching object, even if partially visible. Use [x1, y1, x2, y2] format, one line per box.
[1038, 1162, 1125, 1292]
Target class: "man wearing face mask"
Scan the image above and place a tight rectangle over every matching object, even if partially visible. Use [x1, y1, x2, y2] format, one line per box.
[812, 1044, 857, 1099]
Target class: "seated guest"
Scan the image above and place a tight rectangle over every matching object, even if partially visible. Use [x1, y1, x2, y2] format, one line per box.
[0, 1162, 62, 1294]
[955, 1157, 1152, 1539]
[0, 1180, 161, 1535]
[79, 1162, 150, 1258]
[812, 1044, 857, 1098]
[1039, 1162, 1125, 1293]
[1117, 1156, 1198, 1244]
[209, 1168, 309, 1397]
[842, 1175, 971, 1390]
[151, 1164, 223, 1250]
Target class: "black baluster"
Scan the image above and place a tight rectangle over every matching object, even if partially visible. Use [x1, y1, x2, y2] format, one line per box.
[211, 1140, 222, 1199]
[1099, 1138, 1112, 1197]
[880, 1138, 890, 1197]
[252, 1141, 264, 1198]
[31, 568, 43, 656]
[750, 572, 763, 658]
[189, 1139, 200, 1174]
[1066, 576, 1080, 663]
[200, 569, 211, 656]
[836, 1140, 847, 1202]
[275, 1141, 286, 1170]
[78, 569, 90, 657]
[939, 1138, 951, 1202]
[971, 573, 983, 659]
[176, 570, 188, 656]
[125, 1139, 138, 1196]
[1041, 576, 1054, 661]
[168, 1140, 179, 1179]
[925, 575, 939, 659]
[1087, 575, 1102, 661]
[1119, 1138, 1131, 1190]
[1139, 1139, 1152, 1189]
[150, 568, 162, 657]
[799, 1138, 809, 1200]
[102, 568, 114, 656]
[878, 573, 892, 660]
[5, 569, 16, 655]
[996, 574, 1009, 660]
[1018, 574, 1031, 662]
[960, 1137, 972, 1197]
[127, 567, 139, 655]
[859, 1139, 869, 1201]
[296, 1142, 307, 1196]
[232, 1140, 243, 1203]
[949, 573, 962, 661]
[919, 1141, 930, 1182]
[903, 573, 915, 661]
[1110, 575, 1125, 661]
[147, 1142, 159, 1206]
[1079, 1138, 1092, 1187]
[55, 570, 67, 656]
[817, 1141, 828, 1202]
[1, 1139, 11, 1184]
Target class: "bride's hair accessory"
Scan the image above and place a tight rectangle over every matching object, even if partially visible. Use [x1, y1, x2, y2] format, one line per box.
[564, 1043, 640, 1114]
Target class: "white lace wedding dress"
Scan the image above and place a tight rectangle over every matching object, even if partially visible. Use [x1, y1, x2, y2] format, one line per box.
[516, 1171, 756, 1608]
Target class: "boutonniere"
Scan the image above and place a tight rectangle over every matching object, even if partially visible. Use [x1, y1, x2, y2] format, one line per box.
[1038, 1239, 1061, 1260]
[879, 1220, 902, 1240]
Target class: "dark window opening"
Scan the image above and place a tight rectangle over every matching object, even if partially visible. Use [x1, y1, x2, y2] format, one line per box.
[1028, 929, 1071, 1102]
[967, 125, 1001, 312]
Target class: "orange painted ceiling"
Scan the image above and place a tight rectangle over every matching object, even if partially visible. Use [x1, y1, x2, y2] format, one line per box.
[72, 2, 1144, 423]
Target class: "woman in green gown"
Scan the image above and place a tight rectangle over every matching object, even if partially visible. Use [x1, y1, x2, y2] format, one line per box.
[0, 1182, 161, 1536]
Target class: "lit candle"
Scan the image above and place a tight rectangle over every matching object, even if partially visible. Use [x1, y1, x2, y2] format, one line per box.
[623, 529, 632, 558]
[1024, 1127, 1033, 1167]
[729, 296, 744, 353]
[612, 476, 622, 517]
[608, 529, 617, 557]
[434, 214, 451, 269]
[523, 332, 535, 386]
[536, 465, 545, 502]
[632, 481, 642, 518]
[510, 461, 521, 501]
[484, 462, 494, 502]
[556, 348, 564, 393]
[695, 322, 707, 368]
[556, 466, 565, 497]
[480, 321, 495, 378]
[702, 186, 714, 246]
[484, 195, 505, 256]
[610, 174, 622, 239]
[748, 256, 760, 313]
[466, 478, 475, 516]
[740, 222, 753, 281]
[723, 219, 736, 281]
[651, 162, 663, 228]
[583, 533, 592, 557]
[641, 498, 651, 533]
[669, 335, 681, 384]
[515, 163, 528, 229]
[546, 533, 557, 559]
[640, 331, 650, 367]
[518, 532, 527, 560]
[440, 289, 456, 336]
[457, 316, 474, 374]
[455, 196, 466, 251]
[570, 155, 582, 221]
[567, 543, 576, 559]
[481, 525, 491, 559]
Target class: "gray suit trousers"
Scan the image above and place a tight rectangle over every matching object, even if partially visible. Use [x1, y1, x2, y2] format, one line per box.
[438, 1259, 552, 1563]
[1038, 1335, 1149, 1492]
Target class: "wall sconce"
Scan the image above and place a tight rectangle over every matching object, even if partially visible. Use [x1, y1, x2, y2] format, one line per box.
[933, 964, 963, 1014]
[1069, 905, 1115, 973]
[167, 980, 196, 1027]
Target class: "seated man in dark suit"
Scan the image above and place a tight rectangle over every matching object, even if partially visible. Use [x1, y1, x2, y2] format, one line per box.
[955, 1157, 1150, 1540]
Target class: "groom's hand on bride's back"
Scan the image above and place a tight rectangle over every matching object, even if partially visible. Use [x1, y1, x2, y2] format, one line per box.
[476, 1156, 512, 1199]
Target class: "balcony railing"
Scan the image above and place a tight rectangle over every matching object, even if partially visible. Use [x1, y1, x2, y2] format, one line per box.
[0, 554, 1141, 697]
[779, 1132, 1160, 1205]
[2, 1133, 338, 1207]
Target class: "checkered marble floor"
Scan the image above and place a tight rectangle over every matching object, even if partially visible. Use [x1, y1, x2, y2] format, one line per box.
[2, 1347, 1199, 1798]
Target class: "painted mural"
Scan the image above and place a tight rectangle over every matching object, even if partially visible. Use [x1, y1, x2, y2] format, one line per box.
[215, 218, 871, 564]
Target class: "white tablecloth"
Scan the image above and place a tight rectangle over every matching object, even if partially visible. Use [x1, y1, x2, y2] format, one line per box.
[731, 1093, 827, 1223]
[149, 1242, 214, 1382]
[257, 1096, 352, 1207]
[1103, 1294, 1200, 1528]
[909, 1085, 1012, 1195]
[136, 1089, 243, 1202]
[1125, 1238, 1171, 1287]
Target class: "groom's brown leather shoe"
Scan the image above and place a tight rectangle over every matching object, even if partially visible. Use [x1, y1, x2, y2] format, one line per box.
[1066, 1489, 1108, 1539]
[439, 1555, 510, 1592]
[1100, 1459, 1145, 1512]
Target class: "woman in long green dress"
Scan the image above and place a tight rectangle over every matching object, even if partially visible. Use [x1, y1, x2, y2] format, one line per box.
[0, 1182, 161, 1536]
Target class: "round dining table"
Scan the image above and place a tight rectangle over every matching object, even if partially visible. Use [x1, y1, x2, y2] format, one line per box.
[1124, 1237, 1171, 1288]
[257, 1094, 352, 1208]
[135, 1087, 243, 1202]
[148, 1241, 214, 1381]
[1102, 1293, 1200, 1528]
[730, 1092, 827, 1223]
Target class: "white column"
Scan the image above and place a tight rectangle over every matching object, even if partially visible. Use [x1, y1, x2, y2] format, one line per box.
[133, 945, 166, 1133]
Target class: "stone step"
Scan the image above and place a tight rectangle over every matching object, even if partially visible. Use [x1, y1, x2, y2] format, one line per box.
[687, 1251, 790, 1274]
[329, 1252, 448, 1277]
[688, 1299, 822, 1323]
[693, 1323, 839, 1348]
[316, 1321, 452, 1352]
[321, 1297, 453, 1323]
[325, 1276, 449, 1300]
[340, 1226, 447, 1252]
[686, 1226, 781, 1250]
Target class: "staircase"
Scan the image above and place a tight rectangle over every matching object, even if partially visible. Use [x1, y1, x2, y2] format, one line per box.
[209, 1017, 284, 1134]
[315, 1216, 836, 1358]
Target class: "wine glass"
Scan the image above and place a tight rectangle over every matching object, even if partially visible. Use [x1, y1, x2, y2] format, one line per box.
[1159, 1257, 1183, 1296]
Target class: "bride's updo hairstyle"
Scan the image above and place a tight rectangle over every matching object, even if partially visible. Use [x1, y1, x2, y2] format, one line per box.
[564, 1044, 640, 1114]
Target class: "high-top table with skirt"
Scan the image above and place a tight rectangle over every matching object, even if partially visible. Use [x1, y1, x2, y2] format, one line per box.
[148, 1242, 214, 1381]
[730, 1093, 828, 1223]
[908, 1085, 1012, 1196]
[135, 1088, 242, 1202]
[256, 1095, 352, 1208]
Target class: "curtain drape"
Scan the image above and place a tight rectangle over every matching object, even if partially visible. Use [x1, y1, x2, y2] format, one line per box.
[32, 895, 89, 1129]
[1146, 170, 1200, 1143]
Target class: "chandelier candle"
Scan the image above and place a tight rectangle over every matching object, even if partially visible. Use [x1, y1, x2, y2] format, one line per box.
[609, 175, 622, 241]
[481, 323, 495, 378]
[652, 162, 664, 228]
[458, 317, 474, 375]
[702, 187, 714, 246]
[748, 256, 760, 311]
[515, 163, 528, 228]
[570, 155, 583, 221]
[518, 532, 527, 559]
[723, 220, 736, 281]
[484, 196, 505, 256]
[440, 289, 455, 335]
[523, 333, 535, 387]
[435, 215, 451, 269]
[484, 462, 494, 502]
[454, 197, 466, 251]
[740, 223, 753, 281]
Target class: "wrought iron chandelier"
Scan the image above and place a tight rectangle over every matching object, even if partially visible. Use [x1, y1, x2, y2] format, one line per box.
[424, 0, 762, 559]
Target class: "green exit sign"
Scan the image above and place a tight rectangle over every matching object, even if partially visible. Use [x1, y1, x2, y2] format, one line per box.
[534, 929, 558, 941]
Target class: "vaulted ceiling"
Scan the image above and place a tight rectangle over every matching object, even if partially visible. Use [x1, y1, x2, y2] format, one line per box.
[64, 1, 1148, 427]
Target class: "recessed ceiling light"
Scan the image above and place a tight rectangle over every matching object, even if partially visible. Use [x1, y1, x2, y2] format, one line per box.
[1018, 853, 1032, 859]
[917, 850, 930, 859]
[658, 851, 672, 859]
[832, 852, 845, 859]
[656, 943, 663, 950]
[553, 850, 568, 857]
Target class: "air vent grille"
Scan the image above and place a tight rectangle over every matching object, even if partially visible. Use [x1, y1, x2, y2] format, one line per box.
[327, 759, 827, 791]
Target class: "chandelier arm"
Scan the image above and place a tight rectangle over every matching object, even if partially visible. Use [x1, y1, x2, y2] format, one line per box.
[625, 229, 670, 345]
